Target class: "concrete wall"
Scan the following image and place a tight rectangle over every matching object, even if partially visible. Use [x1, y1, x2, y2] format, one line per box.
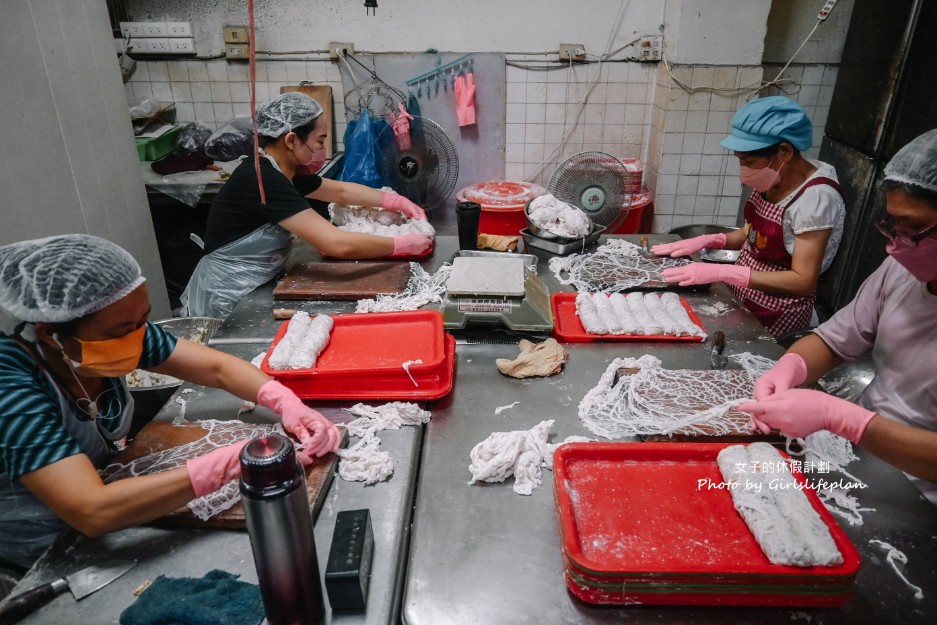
[0, 0, 171, 320]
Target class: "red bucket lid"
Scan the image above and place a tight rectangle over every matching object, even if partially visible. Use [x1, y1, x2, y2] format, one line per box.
[456, 180, 546, 211]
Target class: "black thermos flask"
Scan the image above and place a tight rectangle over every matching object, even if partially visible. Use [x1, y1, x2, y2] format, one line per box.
[456, 201, 482, 250]
[240, 434, 324, 625]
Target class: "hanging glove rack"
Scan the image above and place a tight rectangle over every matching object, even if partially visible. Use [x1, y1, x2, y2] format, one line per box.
[406, 53, 473, 99]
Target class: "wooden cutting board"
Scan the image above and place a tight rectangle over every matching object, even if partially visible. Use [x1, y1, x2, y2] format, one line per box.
[273, 261, 411, 300]
[614, 367, 782, 443]
[281, 84, 334, 158]
[106, 421, 343, 528]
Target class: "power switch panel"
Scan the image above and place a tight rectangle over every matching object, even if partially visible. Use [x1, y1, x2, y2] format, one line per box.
[637, 35, 663, 62]
[325, 509, 374, 610]
[817, 0, 838, 20]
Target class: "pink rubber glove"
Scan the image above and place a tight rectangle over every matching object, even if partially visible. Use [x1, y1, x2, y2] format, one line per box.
[661, 262, 751, 288]
[651, 233, 727, 257]
[186, 440, 249, 498]
[738, 389, 877, 444]
[256, 380, 341, 457]
[754, 353, 808, 401]
[382, 192, 427, 221]
[454, 72, 476, 127]
[391, 234, 434, 257]
[389, 103, 414, 151]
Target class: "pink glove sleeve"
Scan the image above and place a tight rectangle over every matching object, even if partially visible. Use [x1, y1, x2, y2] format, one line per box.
[391, 234, 434, 258]
[455, 72, 476, 127]
[381, 192, 427, 221]
[754, 353, 808, 401]
[738, 389, 877, 444]
[186, 440, 249, 498]
[661, 262, 751, 288]
[390, 103, 414, 151]
[651, 233, 727, 257]
[256, 380, 341, 457]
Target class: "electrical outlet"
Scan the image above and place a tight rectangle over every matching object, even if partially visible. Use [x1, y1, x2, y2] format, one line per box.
[144, 38, 169, 53]
[170, 38, 195, 54]
[119, 22, 144, 38]
[637, 35, 663, 62]
[558, 43, 586, 63]
[166, 21, 191, 37]
[329, 42, 355, 60]
[142, 22, 167, 37]
[225, 43, 250, 60]
[224, 26, 249, 43]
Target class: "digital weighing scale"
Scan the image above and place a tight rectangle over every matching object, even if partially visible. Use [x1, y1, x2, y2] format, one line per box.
[440, 252, 554, 333]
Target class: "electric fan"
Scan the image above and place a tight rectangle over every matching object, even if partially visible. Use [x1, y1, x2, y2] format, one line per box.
[547, 151, 634, 232]
[375, 117, 459, 211]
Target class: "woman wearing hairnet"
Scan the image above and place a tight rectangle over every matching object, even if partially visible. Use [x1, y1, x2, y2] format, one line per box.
[182, 91, 432, 319]
[0, 235, 341, 567]
[653, 96, 846, 338]
[738, 129, 937, 505]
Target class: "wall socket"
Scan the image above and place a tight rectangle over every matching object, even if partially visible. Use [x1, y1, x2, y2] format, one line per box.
[637, 35, 663, 62]
[329, 42, 355, 59]
[558, 43, 586, 63]
[225, 43, 250, 60]
[224, 26, 250, 43]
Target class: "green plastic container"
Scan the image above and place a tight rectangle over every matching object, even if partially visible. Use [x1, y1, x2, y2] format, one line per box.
[135, 124, 185, 161]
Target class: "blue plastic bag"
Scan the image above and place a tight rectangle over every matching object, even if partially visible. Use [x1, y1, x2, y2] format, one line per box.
[337, 111, 388, 188]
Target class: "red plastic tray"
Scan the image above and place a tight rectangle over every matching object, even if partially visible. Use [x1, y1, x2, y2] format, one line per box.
[261, 311, 455, 400]
[553, 442, 860, 607]
[550, 293, 706, 343]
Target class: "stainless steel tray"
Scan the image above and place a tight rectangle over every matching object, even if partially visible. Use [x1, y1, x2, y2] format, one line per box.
[698, 249, 740, 264]
[449, 249, 539, 268]
[520, 224, 606, 255]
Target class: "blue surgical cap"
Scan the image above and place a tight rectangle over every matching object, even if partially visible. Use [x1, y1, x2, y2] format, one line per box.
[720, 96, 814, 153]
[884, 129, 937, 194]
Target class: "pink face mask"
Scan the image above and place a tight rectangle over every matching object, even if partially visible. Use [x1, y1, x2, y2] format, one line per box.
[886, 236, 937, 282]
[740, 157, 784, 192]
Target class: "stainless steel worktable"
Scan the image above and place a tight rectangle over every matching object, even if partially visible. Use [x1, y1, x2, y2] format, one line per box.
[8, 237, 453, 625]
[403, 235, 937, 625]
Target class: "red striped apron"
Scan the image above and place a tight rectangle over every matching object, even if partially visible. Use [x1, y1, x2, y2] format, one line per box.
[729, 177, 842, 338]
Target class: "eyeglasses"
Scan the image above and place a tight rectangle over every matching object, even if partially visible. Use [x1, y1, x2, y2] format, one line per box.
[876, 216, 937, 247]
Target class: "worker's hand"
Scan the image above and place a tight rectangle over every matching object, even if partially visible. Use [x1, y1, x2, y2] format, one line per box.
[651, 233, 727, 257]
[661, 262, 751, 288]
[454, 72, 477, 127]
[256, 380, 341, 457]
[186, 440, 249, 498]
[391, 234, 434, 258]
[382, 192, 427, 221]
[754, 352, 808, 401]
[738, 389, 877, 444]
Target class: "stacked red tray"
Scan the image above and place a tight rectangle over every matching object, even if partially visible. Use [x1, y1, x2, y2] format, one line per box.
[261, 310, 455, 400]
[553, 442, 860, 607]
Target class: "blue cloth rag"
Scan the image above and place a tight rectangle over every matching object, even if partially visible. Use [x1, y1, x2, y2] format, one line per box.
[119, 569, 264, 625]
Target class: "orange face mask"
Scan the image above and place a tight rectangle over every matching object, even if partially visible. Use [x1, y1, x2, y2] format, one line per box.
[55, 324, 147, 377]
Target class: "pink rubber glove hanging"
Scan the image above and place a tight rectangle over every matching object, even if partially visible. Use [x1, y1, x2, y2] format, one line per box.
[382, 192, 427, 221]
[661, 262, 751, 288]
[738, 389, 877, 444]
[389, 103, 414, 151]
[256, 380, 342, 458]
[753, 353, 809, 401]
[454, 72, 476, 127]
[391, 234, 434, 257]
[651, 233, 727, 258]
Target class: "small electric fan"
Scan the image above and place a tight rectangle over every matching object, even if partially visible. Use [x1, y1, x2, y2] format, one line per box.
[547, 151, 634, 232]
[376, 117, 460, 211]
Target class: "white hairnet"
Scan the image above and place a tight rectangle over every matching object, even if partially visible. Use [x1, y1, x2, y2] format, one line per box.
[255, 92, 324, 138]
[884, 128, 937, 193]
[0, 234, 146, 323]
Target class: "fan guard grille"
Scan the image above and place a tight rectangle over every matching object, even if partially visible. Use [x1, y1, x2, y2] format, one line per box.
[547, 151, 633, 231]
[376, 117, 459, 211]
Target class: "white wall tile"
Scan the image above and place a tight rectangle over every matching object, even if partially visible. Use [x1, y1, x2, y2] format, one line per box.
[802, 65, 824, 86]
[229, 82, 251, 103]
[505, 64, 526, 84]
[657, 174, 678, 194]
[583, 124, 604, 143]
[526, 103, 546, 123]
[209, 81, 231, 103]
[606, 82, 628, 104]
[506, 82, 526, 103]
[505, 123, 525, 143]
[624, 104, 646, 125]
[193, 102, 215, 124]
[693, 195, 716, 217]
[706, 110, 732, 134]
[665, 110, 687, 133]
[506, 103, 525, 123]
[207, 60, 229, 82]
[286, 62, 307, 83]
[544, 124, 565, 143]
[151, 82, 172, 102]
[174, 102, 195, 122]
[266, 61, 288, 82]
[227, 62, 249, 81]
[131, 82, 153, 99]
[682, 133, 705, 154]
[605, 103, 626, 123]
[701, 154, 727, 175]
[167, 61, 188, 82]
[148, 61, 169, 82]
[505, 143, 524, 163]
[186, 60, 208, 82]
[685, 110, 708, 133]
[607, 62, 629, 82]
[702, 133, 725, 154]
[190, 81, 211, 102]
[679, 154, 701, 175]
[676, 175, 698, 196]
[697, 175, 720, 196]
[170, 82, 192, 102]
[662, 133, 683, 154]
[584, 102, 606, 125]
[129, 63, 149, 82]
[655, 194, 676, 215]
[212, 102, 234, 122]
[545, 103, 566, 124]
[525, 123, 545, 143]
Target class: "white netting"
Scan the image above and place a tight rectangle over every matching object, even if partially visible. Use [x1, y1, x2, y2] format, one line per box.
[101, 420, 282, 521]
[467, 419, 592, 496]
[355, 263, 452, 313]
[869, 540, 924, 599]
[548, 239, 691, 292]
[578, 355, 754, 439]
[334, 402, 431, 484]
